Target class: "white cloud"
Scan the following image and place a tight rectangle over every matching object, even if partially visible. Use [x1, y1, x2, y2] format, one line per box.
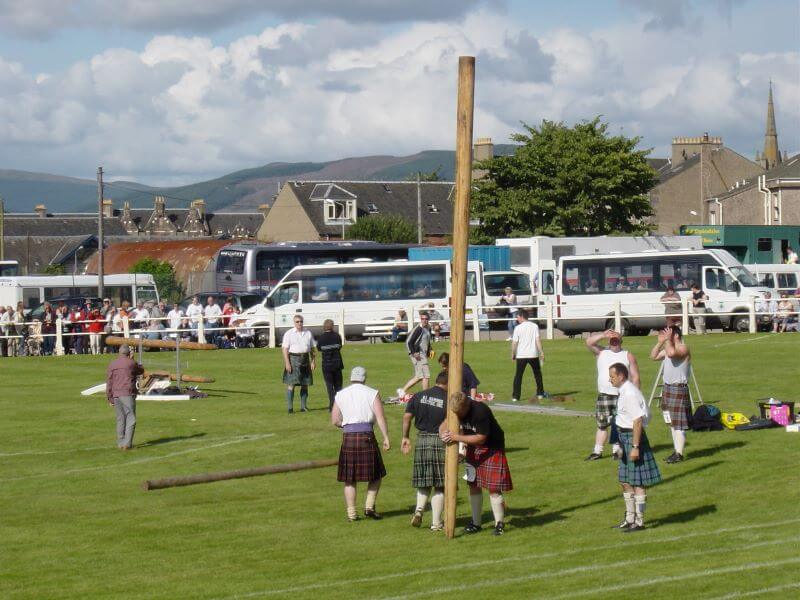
[0, 6, 797, 185]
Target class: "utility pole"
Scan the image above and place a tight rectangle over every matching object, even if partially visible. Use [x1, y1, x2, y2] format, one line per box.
[444, 56, 475, 540]
[0, 197, 5, 261]
[97, 166, 105, 298]
[416, 172, 423, 244]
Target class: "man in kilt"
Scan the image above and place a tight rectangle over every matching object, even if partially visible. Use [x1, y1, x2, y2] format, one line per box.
[609, 363, 661, 533]
[401, 371, 449, 531]
[585, 330, 640, 461]
[332, 367, 391, 522]
[650, 326, 692, 463]
[441, 391, 512, 536]
[281, 315, 315, 413]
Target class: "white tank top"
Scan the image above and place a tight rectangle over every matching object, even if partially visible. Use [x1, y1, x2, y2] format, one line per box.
[663, 356, 690, 385]
[336, 383, 378, 425]
[597, 349, 630, 395]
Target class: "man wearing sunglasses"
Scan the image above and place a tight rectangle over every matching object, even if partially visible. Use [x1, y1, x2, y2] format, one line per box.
[281, 315, 316, 413]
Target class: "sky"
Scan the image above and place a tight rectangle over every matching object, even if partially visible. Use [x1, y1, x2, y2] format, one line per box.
[0, 0, 797, 185]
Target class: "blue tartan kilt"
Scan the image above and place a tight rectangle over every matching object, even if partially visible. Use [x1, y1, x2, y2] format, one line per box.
[411, 432, 445, 488]
[283, 353, 313, 386]
[617, 429, 662, 487]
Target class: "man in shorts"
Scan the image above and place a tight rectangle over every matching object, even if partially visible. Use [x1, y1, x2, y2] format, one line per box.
[397, 312, 431, 398]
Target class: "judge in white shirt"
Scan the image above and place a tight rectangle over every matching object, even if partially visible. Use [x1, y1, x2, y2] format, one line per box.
[167, 304, 183, 338]
[185, 296, 204, 331]
[204, 296, 222, 343]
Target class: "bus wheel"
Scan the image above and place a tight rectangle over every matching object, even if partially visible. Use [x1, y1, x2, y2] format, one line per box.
[732, 314, 750, 333]
[605, 318, 630, 337]
[254, 330, 270, 348]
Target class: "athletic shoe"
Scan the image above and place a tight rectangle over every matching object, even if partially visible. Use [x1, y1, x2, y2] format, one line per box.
[430, 522, 443, 532]
[463, 522, 482, 534]
[665, 453, 684, 464]
[624, 523, 646, 533]
[511, 398, 519, 403]
[585, 453, 602, 461]
[537, 392, 549, 400]
[492, 521, 505, 536]
[396, 388, 406, 399]
[505, 337, 512, 341]
[364, 509, 383, 520]
[411, 509, 423, 528]
[612, 517, 633, 530]
[347, 515, 360, 522]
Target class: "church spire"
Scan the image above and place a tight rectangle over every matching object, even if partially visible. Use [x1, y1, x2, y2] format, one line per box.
[762, 80, 781, 170]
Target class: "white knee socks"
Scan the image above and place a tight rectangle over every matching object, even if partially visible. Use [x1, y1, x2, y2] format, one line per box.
[416, 487, 430, 512]
[430, 489, 444, 526]
[634, 494, 647, 526]
[365, 489, 378, 511]
[671, 429, 686, 455]
[469, 492, 483, 526]
[623, 491, 635, 524]
[489, 493, 505, 525]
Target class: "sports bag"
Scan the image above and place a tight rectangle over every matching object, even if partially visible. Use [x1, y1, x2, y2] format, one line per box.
[721, 412, 750, 430]
[691, 404, 723, 431]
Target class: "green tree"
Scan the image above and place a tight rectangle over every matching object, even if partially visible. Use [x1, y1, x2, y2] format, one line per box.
[41, 264, 66, 275]
[130, 257, 184, 302]
[470, 117, 657, 243]
[345, 214, 417, 244]
[406, 168, 442, 182]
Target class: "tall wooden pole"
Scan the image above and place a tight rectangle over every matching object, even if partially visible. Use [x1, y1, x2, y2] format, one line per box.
[97, 166, 105, 298]
[444, 56, 475, 539]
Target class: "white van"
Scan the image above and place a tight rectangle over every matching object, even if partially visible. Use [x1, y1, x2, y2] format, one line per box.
[550, 249, 771, 335]
[233, 260, 486, 347]
[745, 264, 800, 296]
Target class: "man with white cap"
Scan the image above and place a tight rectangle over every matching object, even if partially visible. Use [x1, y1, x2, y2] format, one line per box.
[585, 329, 639, 461]
[106, 344, 144, 450]
[332, 366, 390, 522]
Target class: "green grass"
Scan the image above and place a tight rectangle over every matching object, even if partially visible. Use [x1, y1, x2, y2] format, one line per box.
[1, 334, 799, 599]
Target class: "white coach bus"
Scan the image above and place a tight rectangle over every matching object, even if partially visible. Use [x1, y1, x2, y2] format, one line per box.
[233, 260, 485, 346]
[0, 274, 160, 313]
[545, 249, 772, 335]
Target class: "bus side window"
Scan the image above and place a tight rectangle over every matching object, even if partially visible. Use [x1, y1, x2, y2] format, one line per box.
[273, 284, 299, 307]
[759, 274, 774, 288]
[541, 271, 554, 295]
[778, 274, 795, 289]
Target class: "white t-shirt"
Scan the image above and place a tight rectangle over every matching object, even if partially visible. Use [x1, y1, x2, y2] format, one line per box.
[512, 320, 540, 358]
[615, 380, 650, 429]
[186, 303, 203, 322]
[597, 349, 630, 396]
[335, 383, 378, 426]
[132, 307, 149, 320]
[167, 309, 183, 330]
[204, 303, 222, 324]
[282, 328, 315, 353]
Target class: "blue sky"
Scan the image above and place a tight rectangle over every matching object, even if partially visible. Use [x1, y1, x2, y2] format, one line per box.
[0, 0, 797, 184]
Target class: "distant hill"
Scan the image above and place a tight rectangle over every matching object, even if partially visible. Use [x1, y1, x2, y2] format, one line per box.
[0, 145, 518, 213]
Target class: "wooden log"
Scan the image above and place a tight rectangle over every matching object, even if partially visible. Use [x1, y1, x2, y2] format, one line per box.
[105, 336, 216, 351]
[143, 370, 216, 384]
[445, 56, 475, 540]
[143, 458, 338, 491]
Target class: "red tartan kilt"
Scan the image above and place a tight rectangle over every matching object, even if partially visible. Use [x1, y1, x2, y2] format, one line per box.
[466, 446, 513, 492]
[337, 432, 386, 483]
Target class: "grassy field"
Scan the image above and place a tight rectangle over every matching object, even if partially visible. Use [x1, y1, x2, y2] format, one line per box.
[1, 333, 799, 599]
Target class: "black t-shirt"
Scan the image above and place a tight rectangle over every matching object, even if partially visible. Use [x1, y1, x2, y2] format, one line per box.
[315, 331, 343, 371]
[461, 400, 505, 449]
[692, 290, 706, 308]
[462, 363, 480, 394]
[405, 385, 448, 433]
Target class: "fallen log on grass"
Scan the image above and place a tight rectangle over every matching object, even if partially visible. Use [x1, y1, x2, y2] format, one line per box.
[143, 370, 215, 384]
[143, 458, 338, 491]
[106, 336, 216, 351]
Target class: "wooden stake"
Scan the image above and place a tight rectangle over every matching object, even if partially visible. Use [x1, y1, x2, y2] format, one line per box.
[444, 56, 475, 539]
[143, 458, 338, 491]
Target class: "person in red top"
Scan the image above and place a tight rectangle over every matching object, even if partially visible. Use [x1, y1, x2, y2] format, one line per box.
[87, 308, 105, 355]
[106, 345, 144, 450]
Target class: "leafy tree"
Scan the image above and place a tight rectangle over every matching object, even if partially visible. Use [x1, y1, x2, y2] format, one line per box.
[470, 118, 657, 243]
[130, 257, 184, 302]
[41, 264, 66, 275]
[345, 214, 417, 244]
[407, 168, 442, 182]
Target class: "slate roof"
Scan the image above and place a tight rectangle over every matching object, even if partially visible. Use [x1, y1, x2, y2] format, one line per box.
[715, 153, 800, 201]
[2, 215, 129, 236]
[2, 236, 90, 272]
[126, 208, 263, 237]
[288, 181, 455, 236]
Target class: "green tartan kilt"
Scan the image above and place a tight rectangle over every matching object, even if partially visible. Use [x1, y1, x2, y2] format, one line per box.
[283, 353, 313, 386]
[618, 429, 662, 487]
[411, 432, 445, 488]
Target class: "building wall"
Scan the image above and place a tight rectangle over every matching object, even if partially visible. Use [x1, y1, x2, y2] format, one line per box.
[257, 186, 319, 242]
[651, 148, 762, 234]
[716, 186, 800, 226]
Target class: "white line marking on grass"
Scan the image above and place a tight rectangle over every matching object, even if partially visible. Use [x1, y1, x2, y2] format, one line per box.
[704, 582, 800, 600]
[711, 335, 770, 348]
[382, 537, 796, 600]
[544, 556, 800, 600]
[217, 518, 800, 599]
[0, 433, 271, 458]
[0, 434, 274, 482]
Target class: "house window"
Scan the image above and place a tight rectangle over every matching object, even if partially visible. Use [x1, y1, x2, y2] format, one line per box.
[324, 199, 356, 224]
[709, 211, 716, 225]
[367, 203, 379, 214]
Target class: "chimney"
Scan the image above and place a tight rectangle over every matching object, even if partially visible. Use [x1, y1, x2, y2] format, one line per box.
[472, 137, 494, 180]
[35, 204, 47, 218]
[191, 199, 206, 219]
[258, 203, 270, 218]
[102, 198, 113, 218]
[671, 135, 722, 166]
[154, 195, 166, 216]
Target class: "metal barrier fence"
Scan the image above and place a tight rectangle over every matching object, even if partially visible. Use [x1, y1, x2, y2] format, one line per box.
[1, 296, 798, 356]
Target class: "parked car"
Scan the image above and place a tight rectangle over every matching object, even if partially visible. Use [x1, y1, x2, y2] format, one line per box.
[27, 297, 102, 319]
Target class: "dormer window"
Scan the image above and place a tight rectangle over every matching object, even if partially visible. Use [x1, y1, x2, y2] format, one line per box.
[367, 203, 379, 214]
[427, 204, 439, 213]
[325, 199, 357, 224]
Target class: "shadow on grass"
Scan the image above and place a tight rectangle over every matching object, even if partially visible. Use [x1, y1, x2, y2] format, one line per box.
[688, 440, 747, 460]
[138, 433, 206, 447]
[202, 389, 257, 395]
[649, 504, 717, 528]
